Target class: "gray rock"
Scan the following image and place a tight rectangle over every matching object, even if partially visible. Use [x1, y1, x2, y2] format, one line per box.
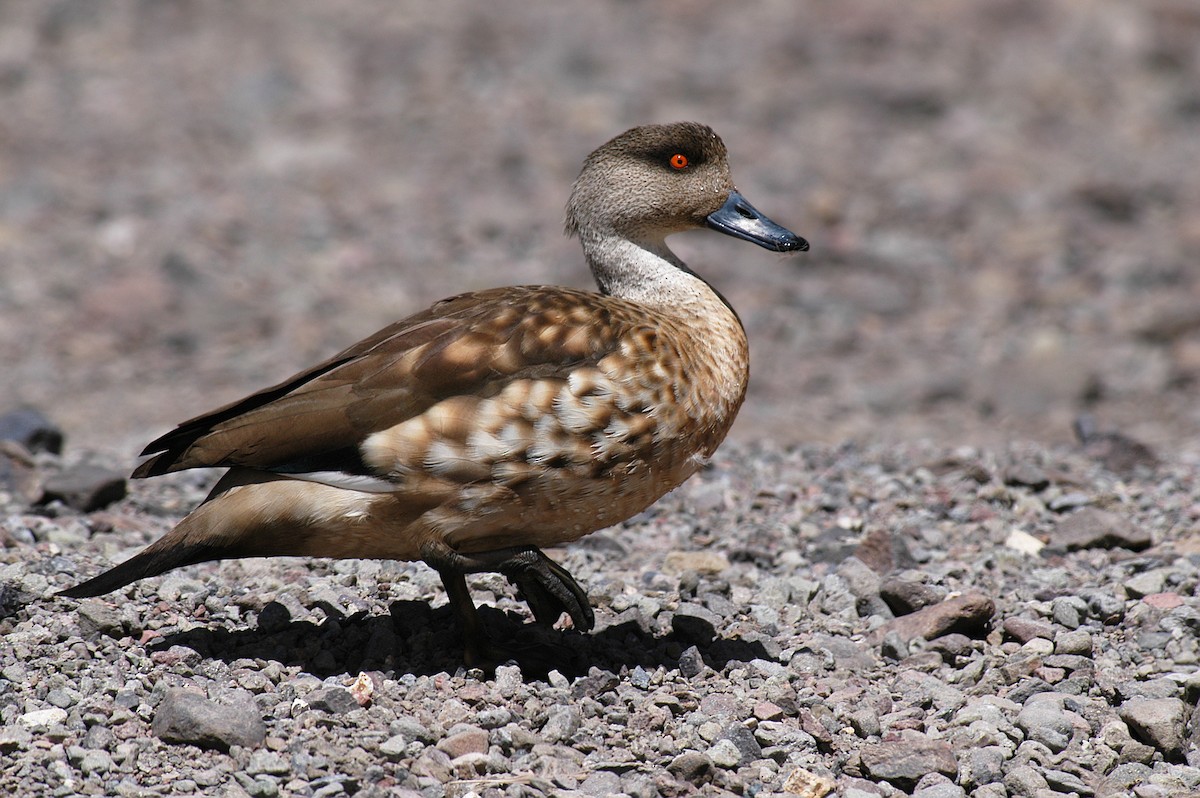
[579, 770, 623, 796]
[75, 599, 126, 639]
[1050, 596, 1088, 629]
[379, 735, 411, 761]
[1003, 764, 1048, 796]
[1043, 768, 1090, 794]
[1003, 462, 1050, 490]
[913, 782, 965, 798]
[1016, 695, 1077, 752]
[667, 751, 712, 785]
[1099, 763, 1154, 793]
[19, 708, 67, 729]
[475, 707, 512, 728]
[1115, 677, 1180, 701]
[2, 725, 35, 753]
[411, 747, 453, 782]
[678, 645, 705, 677]
[570, 667, 619, 700]
[841, 781, 889, 798]
[838, 556, 883, 599]
[860, 738, 957, 789]
[927, 632, 974, 664]
[45, 688, 76, 708]
[81, 725, 113, 750]
[707, 738, 743, 769]
[1053, 629, 1093, 655]
[960, 746, 1005, 788]
[972, 786, 1007, 798]
[718, 723, 763, 763]
[493, 664, 523, 697]
[880, 577, 943, 616]
[75, 748, 114, 775]
[848, 707, 881, 738]
[1006, 677, 1055, 706]
[1002, 617, 1055, 644]
[1050, 508, 1151, 551]
[803, 634, 879, 671]
[1124, 570, 1167, 599]
[1119, 698, 1186, 758]
[39, 465, 127, 512]
[247, 751, 291, 776]
[541, 706, 581, 743]
[306, 686, 359, 714]
[152, 689, 265, 751]
[1082, 590, 1126, 623]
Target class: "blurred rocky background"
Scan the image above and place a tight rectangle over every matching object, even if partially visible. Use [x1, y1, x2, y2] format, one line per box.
[1, 0, 1198, 463]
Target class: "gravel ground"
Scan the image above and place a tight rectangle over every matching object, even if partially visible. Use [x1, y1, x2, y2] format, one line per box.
[4, 439, 1200, 797]
[3, 1, 1200, 797]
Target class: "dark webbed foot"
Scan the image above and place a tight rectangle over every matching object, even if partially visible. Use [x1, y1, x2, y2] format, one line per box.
[499, 548, 594, 632]
[420, 541, 594, 667]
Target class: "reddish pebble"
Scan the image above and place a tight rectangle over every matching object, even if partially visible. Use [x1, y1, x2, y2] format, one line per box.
[754, 701, 784, 721]
[1143, 592, 1183, 609]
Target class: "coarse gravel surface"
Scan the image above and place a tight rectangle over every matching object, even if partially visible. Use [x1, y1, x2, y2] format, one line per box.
[4, 441, 1200, 797]
[3, 2, 1200, 797]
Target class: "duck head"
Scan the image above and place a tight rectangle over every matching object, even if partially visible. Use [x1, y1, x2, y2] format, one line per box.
[565, 122, 808, 254]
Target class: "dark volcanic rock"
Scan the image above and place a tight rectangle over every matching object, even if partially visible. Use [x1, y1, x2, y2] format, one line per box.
[39, 465, 127, 512]
[0, 408, 64, 455]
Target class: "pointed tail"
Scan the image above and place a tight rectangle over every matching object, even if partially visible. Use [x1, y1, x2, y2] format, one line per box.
[58, 536, 230, 598]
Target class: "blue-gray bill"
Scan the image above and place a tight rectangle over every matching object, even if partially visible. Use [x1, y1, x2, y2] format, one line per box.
[705, 190, 809, 253]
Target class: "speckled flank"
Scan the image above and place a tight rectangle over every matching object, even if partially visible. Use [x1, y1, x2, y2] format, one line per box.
[353, 284, 749, 552]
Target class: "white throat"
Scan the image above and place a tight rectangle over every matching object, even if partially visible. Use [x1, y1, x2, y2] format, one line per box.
[581, 231, 713, 309]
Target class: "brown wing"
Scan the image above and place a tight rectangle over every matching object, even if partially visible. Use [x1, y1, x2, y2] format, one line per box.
[134, 286, 632, 478]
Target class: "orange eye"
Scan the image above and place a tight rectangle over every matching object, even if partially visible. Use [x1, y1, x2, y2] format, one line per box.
[669, 153, 689, 169]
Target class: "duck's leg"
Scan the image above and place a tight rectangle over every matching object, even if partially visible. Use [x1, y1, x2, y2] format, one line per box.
[433, 568, 495, 668]
[421, 541, 595, 665]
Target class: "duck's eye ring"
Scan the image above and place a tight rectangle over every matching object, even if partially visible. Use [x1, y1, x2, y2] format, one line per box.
[669, 153, 689, 170]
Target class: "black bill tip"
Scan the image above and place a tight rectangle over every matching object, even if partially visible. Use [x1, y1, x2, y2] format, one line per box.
[706, 190, 808, 252]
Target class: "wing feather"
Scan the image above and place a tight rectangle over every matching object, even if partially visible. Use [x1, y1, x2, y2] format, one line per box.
[134, 286, 637, 479]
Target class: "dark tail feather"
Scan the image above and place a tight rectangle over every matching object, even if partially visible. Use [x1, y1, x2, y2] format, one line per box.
[58, 540, 226, 598]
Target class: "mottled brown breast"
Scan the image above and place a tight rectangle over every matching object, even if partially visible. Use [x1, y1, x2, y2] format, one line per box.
[357, 283, 750, 550]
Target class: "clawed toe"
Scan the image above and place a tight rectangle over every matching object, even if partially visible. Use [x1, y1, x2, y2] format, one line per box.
[504, 551, 595, 632]
[422, 541, 595, 665]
